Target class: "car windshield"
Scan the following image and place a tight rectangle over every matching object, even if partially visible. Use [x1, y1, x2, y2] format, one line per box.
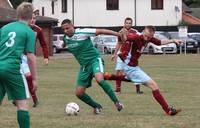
[189, 34, 200, 40]
[59, 35, 64, 40]
[154, 34, 168, 40]
[102, 37, 117, 43]
[169, 32, 179, 38]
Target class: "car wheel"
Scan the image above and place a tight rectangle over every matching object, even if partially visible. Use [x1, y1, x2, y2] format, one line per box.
[104, 47, 109, 54]
[148, 46, 154, 54]
[53, 46, 61, 53]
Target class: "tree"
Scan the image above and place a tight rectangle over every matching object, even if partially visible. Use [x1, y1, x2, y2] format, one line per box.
[9, 0, 31, 9]
[183, 0, 200, 8]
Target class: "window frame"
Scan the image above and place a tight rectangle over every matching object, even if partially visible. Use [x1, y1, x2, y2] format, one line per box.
[151, 0, 164, 10]
[51, 1, 55, 14]
[106, 0, 119, 10]
[62, 0, 68, 13]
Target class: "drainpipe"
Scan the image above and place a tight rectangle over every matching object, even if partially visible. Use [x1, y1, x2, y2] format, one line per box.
[72, 0, 74, 24]
[7, 0, 13, 8]
[134, 0, 137, 26]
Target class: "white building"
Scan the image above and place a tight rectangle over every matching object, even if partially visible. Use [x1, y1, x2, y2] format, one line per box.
[32, 0, 182, 26]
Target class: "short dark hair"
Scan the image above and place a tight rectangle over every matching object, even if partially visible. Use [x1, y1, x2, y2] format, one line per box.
[61, 19, 72, 25]
[124, 17, 133, 22]
[145, 25, 156, 32]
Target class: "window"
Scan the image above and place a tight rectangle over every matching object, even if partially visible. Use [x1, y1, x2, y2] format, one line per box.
[151, 0, 163, 10]
[62, 0, 67, 12]
[53, 36, 57, 41]
[106, 0, 119, 10]
[51, 1, 54, 14]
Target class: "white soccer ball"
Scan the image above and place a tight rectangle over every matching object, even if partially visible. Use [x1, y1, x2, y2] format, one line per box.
[65, 102, 80, 116]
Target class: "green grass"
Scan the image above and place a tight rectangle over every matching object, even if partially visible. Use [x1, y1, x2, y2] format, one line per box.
[1, 54, 200, 128]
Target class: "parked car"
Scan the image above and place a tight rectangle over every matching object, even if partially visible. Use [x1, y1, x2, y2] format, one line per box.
[188, 32, 200, 48]
[92, 35, 118, 54]
[143, 33, 177, 54]
[53, 34, 67, 53]
[168, 32, 198, 53]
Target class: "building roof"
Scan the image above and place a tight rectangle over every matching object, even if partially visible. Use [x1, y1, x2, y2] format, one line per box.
[190, 8, 200, 19]
[182, 12, 200, 25]
[0, 7, 58, 25]
[0, 7, 16, 23]
[182, 2, 192, 13]
[0, 0, 13, 9]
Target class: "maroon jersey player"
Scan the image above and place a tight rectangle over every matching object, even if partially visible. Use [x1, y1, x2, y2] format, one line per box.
[110, 17, 143, 94]
[107, 26, 182, 116]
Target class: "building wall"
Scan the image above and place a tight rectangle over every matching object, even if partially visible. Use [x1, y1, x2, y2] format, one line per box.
[33, 0, 182, 26]
[73, 0, 135, 26]
[32, 0, 73, 25]
[136, 0, 182, 26]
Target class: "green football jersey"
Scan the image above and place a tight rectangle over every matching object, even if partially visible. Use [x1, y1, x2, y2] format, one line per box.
[0, 21, 36, 71]
[63, 28, 101, 66]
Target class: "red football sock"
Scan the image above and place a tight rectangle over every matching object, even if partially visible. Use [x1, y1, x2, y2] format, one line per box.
[115, 80, 121, 92]
[110, 74, 131, 82]
[152, 89, 170, 113]
[136, 84, 140, 92]
[26, 75, 38, 103]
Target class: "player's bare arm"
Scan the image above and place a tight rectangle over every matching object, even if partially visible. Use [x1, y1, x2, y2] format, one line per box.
[119, 29, 128, 42]
[110, 42, 122, 61]
[44, 58, 49, 65]
[161, 39, 183, 45]
[95, 29, 120, 37]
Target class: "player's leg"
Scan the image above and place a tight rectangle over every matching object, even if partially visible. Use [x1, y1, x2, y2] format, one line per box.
[125, 66, 181, 115]
[125, 66, 170, 113]
[115, 70, 123, 94]
[6, 71, 31, 128]
[75, 66, 102, 114]
[93, 58, 123, 111]
[135, 84, 143, 94]
[114, 57, 125, 93]
[104, 72, 131, 81]
[15, 99, 30, 128]
[25, 73, 39, 107]
[0, 86, 6, 106]
[0, 83, 6, 106]
[145, 79, 181, 116]
[21, 55, 39, 107]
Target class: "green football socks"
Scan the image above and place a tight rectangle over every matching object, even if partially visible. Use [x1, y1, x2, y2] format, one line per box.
[99, 80, 119, 103]
[77, 92, 100, 108]
[17, 110, 30, 128]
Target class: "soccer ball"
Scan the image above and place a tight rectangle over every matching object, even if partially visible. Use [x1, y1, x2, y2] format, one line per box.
[65, 102, 80, 116]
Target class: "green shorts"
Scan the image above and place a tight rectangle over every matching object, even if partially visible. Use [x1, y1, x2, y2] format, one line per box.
[0, 69, 30, 101]
[76, 58, 105, 88]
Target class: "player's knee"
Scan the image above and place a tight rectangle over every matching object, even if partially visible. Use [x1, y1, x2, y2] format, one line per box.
[147, 80, 159, 90]
[25, 73, 31, 78]
[96, 78, 104, 84]
[15, 100, 29, 110]
[75, 89, 84, 97]
[95, 75, 104, 83]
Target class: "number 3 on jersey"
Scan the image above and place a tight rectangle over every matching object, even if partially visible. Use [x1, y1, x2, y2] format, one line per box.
[6, 32, 16, 47]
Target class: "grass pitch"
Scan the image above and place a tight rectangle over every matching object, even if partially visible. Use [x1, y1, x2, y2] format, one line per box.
[1, 54, 200, 128]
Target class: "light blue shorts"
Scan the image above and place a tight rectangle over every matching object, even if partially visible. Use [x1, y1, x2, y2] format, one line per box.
[21, 55, 30, 74]
[124, 65, 151, 85]
[115, 57, 125, 70]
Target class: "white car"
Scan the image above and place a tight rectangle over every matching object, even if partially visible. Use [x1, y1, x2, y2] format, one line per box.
[143, 33, 177, 54]
[92, 35, 118, 54]
[53, 34, 68, 53]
